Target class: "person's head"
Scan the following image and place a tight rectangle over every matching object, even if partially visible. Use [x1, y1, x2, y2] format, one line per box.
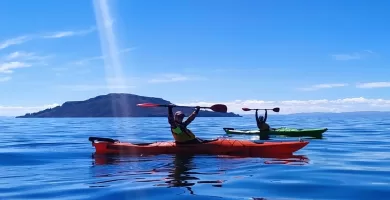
[258, 116, 264, 122]
[174, 111, 185, 123]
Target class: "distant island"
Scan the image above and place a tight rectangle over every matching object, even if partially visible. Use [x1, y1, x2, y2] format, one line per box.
[16, 93, 241, 118]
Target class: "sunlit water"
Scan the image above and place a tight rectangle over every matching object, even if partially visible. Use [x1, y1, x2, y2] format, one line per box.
[1, 114, 390, 199]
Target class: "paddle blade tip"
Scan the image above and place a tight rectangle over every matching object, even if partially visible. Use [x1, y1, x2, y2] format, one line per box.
[273, 107, 280, 112]
[137, 103, 159, 107]
[242, 108, 251, 111]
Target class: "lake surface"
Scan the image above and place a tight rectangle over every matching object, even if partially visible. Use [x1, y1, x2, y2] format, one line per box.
[1, 114, 390, 199]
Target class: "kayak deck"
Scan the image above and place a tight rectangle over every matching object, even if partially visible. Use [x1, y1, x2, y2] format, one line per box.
[223, 127, 327, 138]
[89, 137, 309, 157]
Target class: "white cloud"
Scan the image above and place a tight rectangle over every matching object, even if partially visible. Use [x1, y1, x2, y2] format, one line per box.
[43, 27, 96, 39]
[298, 83, 348, 91]
[0, 103, 59, 117]
[0, 76, 11, 82]
[4, 51, 33, 60]
[331, 50, 374, 61]
[0, 27, 95, 51]
[179, 97, 390, 114]
[0, 61, 31, 73]
[0, 36, 31, 50]
[356, 82, 390, 88]
[0, 52, 51, 81]
[3, 51, 52, 62]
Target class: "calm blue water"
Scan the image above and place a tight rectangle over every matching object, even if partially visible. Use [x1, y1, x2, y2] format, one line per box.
[1, 114, 390, 200]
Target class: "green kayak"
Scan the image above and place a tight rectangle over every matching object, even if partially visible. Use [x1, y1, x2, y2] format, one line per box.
[223, 127, 327, 138]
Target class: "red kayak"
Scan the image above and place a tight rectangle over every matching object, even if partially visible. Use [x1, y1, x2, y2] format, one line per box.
[89, 137, 309, 157]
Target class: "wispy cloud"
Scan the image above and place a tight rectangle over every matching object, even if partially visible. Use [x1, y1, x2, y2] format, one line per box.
[331, 50, 375, 61]
[298, 83, 348, 91]
[0, 27, 95, 51]
[71, 47, 135, 65]
[180, 97, 390, 114]
[4, 51, 52, 61]
[43, 27, 96, 39]
[0, 51, 52, 76]
[4, 51, 33, 60]
[0, 36, 32, 50]
[0, 62, 31, 74]
[0, 76, 11, 82]
[356, 82, 390, 88]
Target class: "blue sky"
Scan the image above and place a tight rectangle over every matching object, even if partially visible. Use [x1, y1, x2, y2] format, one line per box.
[1, 0, 390, 116]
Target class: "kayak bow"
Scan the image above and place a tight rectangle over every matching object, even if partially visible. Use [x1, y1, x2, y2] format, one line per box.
[89, 137, 309, 157]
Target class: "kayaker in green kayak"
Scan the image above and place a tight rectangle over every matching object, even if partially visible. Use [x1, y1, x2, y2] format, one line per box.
[168, 105, 203, 144]
[256, 109, 271, 131]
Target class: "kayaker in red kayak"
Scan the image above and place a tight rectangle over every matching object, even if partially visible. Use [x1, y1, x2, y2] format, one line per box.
[168, 105, 203, 144]
[256, 109, 271, 131]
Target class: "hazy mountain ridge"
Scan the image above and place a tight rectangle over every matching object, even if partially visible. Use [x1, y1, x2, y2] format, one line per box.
[16, 93, 241, 118]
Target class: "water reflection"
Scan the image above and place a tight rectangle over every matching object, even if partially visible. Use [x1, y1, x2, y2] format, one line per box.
[245, 134, 323, 140]
[158, 154, 199, 188]
[90, 153, 309, 191]
[215, 154, 309, 165]
[264, 155, 309, 165]
[155, 154, 222, 194]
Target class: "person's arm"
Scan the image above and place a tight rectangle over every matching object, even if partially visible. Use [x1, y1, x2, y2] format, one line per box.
[264, 110, 268, 122]
[184, 106, 200, 126]
[168, 105, 175, 126]
[255, 110, 261, 129]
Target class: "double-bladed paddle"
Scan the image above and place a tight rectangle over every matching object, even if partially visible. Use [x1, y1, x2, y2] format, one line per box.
[137, 103, 228, 113]
[242, 107, 280, 112]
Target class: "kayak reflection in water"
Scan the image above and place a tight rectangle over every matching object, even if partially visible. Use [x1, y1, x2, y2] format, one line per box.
[168, 105, 204, 144]
[255, 109, 271, 131]
[159, 154, 224, 194]
[164, 154, 197, 194]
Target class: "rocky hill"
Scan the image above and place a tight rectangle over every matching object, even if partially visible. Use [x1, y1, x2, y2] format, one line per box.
[16, 93, 241, 118]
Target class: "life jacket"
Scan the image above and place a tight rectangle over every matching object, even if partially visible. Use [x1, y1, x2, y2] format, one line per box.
[170, 123, 196, 142]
